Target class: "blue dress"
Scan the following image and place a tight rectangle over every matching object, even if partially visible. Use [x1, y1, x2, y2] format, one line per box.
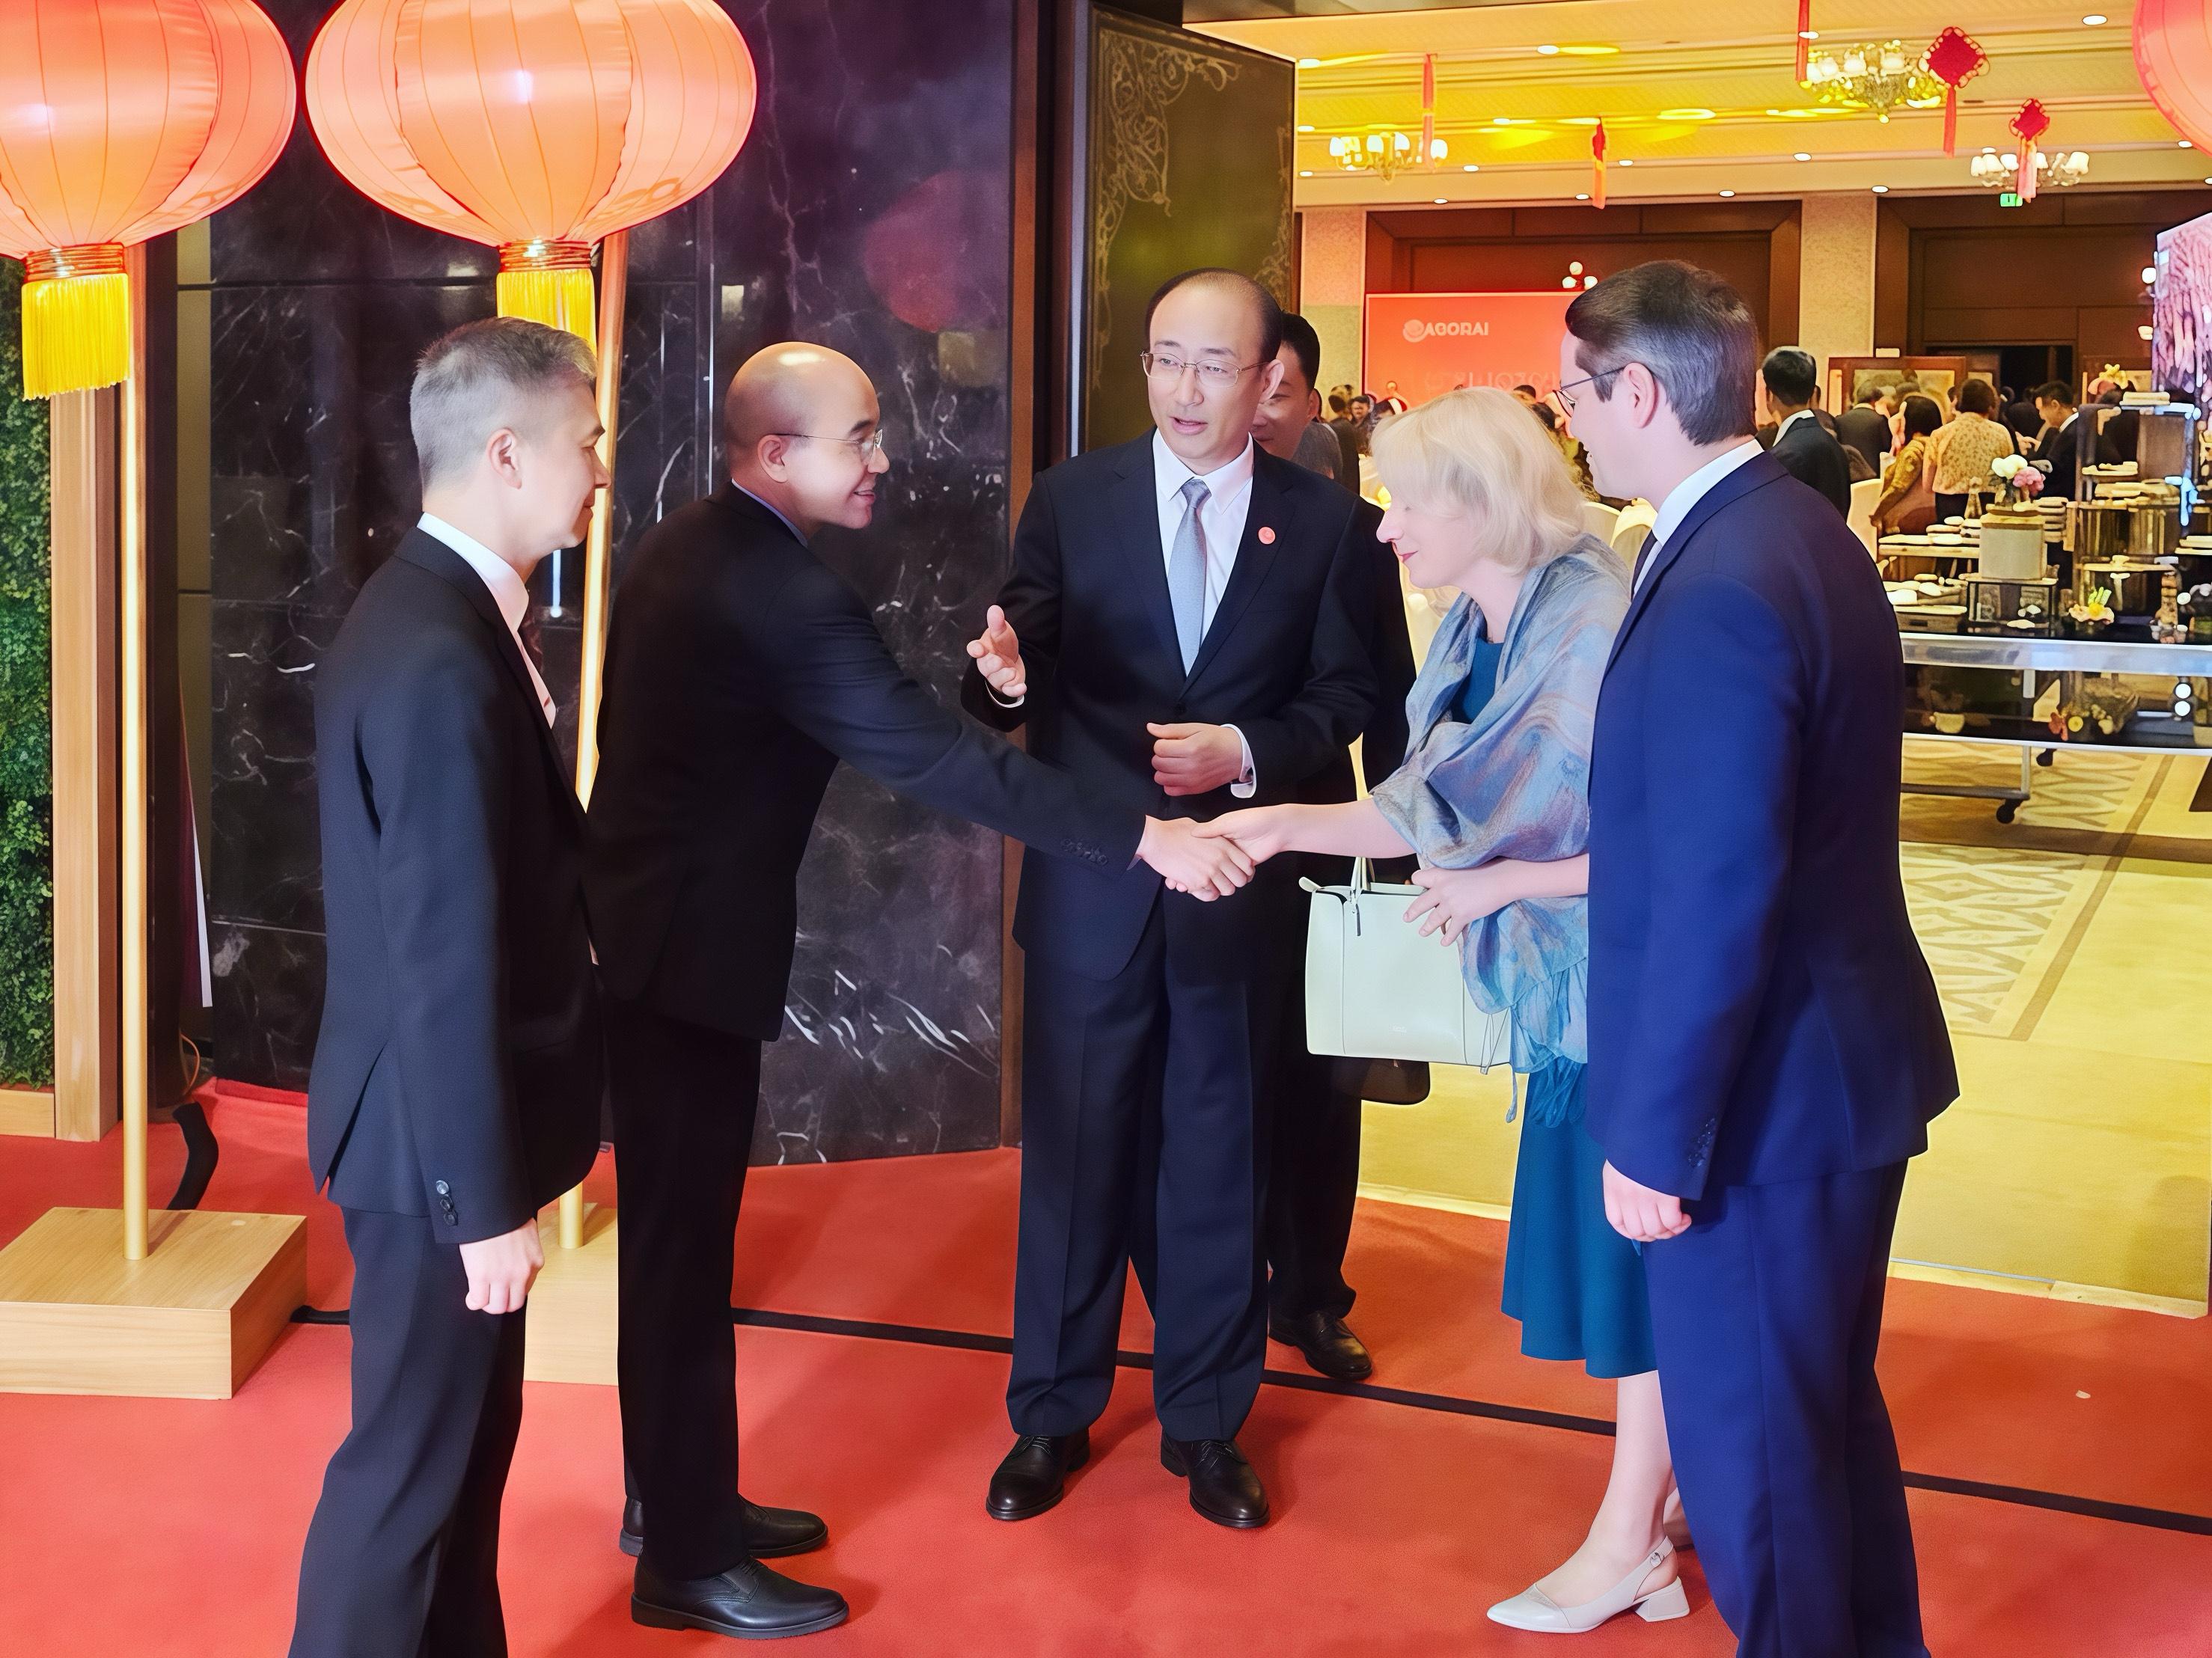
[1455, 632, 1656, 1380]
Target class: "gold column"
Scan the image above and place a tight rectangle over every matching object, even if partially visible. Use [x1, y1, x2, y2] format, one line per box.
[119, 245, 150, 1260]
[557, 228, 629, 1252]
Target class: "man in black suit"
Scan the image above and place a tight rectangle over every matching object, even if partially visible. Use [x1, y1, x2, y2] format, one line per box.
[1836, 386, 1894, 471]
[1759, 346, 1853, 518]
[2034, 379, 2088, 500]
[962, 269, 1381, 1529]
[585, 343, 1245, 1641]
[290, 319, 610, 1657]
[1247, 311, 1418, 1380]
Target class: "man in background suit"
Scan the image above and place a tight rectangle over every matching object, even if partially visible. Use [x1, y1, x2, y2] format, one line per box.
[1564, 261, 1956, 1658]
[1836, 385, 1894, 471]
[1248, 310, 1418, 1380]
[2034, 379, 2087, 501]
[586, 344, 1245, 1641]
[1758, 346, 1853, 518]
[962, 270, 1380, 1529]
[290, 319, 608, 1658]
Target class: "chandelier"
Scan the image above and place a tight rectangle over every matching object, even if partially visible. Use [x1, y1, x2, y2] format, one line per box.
[1970, 147, 2089, 191]
[1327, 130, 1448, 180]
[1800, 39, 1946, 122]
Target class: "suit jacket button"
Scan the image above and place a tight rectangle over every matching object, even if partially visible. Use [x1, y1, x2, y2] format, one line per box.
[434, 1180, 450, 1196]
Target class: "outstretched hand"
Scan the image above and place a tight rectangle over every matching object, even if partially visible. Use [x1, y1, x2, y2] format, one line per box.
[1139, 816, 1254, 901]
[965, 605, 1026, 700]
[1193, 806, 1296, 865]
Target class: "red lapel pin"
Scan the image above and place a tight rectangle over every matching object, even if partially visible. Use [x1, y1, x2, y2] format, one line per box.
[1257, 525, 1277, 545]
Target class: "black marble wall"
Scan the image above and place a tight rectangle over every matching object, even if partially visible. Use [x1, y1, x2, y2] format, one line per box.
[208, 0, 1019, 1162]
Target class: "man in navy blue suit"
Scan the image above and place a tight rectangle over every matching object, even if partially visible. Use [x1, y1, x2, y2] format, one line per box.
[1562, 261, 1957, 1657]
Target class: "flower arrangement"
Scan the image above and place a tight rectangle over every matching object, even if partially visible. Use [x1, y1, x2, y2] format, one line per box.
[1989, 452, 2044, 508]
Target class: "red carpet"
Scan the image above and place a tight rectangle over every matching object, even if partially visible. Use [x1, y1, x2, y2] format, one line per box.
[4, 1089, 2211, 1654]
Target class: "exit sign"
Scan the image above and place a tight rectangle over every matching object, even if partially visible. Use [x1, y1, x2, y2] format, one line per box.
[1999, 191, 2024, 207]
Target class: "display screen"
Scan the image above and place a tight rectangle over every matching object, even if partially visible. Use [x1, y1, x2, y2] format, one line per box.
[2151, 208, 2212, 404]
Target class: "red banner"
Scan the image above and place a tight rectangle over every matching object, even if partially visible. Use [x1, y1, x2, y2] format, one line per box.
[1362, 291, 1577, 408]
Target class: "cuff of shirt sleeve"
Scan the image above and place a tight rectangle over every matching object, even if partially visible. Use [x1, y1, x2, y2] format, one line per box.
[987, 683, 1026, 709]
[1223, 724, 1257, 799]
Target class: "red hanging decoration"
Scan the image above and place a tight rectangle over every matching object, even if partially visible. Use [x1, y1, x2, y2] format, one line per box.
[1796, 0, 1812, 83]
[1420, 52, 1437, 164]
[1925, 27, 1988, 157]
[1592, 118, 1607, 209]
[2011, 98, 2050, 203]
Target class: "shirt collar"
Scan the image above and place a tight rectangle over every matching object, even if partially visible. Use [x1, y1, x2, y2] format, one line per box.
[1776, 407, 1818, 441]
[1648, 438, 1763, 557]
[1152, 429, 1254, 507]
[730, 480, 810, 546]
[418, 513, 528, 634]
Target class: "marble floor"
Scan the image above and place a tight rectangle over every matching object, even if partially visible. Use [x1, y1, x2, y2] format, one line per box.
[1360, 737, 2212, 1314]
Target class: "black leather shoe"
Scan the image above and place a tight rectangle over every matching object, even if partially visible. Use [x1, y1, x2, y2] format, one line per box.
[1268, 1311, 1374, 1381]
[630, 1557, 848, 1640]
[620, 1499, 828, 1561]
[986, 1429, 1090, 1521]
[1161, 1435, 1268, 1529]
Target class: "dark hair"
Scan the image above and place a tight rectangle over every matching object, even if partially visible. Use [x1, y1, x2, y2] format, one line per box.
[1512, 382, 1539, 397]
[1857, 385, 1885, 406]
[1956, 379, 1998, 417]
[1760, 346, 1818, 408]
[1325, 391, 1348, 416]
[1900, 394, 1943, 440]
[1350, 391, 1372, 407]
[2032, 379, 2075, 408]
[1530, 399, 1560, 430]
[1564, 260, 1756, 444]
[1277, 311, 1322, 392]
[1143, 268, 1286, 369]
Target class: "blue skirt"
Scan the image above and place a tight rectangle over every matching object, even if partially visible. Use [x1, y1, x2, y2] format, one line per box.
[1499, 1058, 1658, 1380]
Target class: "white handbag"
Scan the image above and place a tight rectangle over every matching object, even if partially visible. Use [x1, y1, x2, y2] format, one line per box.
[1301, 859, 1512, 1071]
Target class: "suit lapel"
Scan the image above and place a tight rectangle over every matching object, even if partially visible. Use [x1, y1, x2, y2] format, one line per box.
[1606, 450, 1784, 673]
[1111, 439, 1184, 674]
[396, 530, 583, 832]
[1184, 449, 1286, 688]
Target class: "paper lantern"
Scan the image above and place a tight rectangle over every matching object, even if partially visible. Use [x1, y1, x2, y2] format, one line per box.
[2134, 0, 2212, 153]
[0, 0, 294, 398]
[306, 0, 757, 340]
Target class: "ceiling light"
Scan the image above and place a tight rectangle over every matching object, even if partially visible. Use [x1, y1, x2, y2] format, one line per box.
[1800, 30, 1819, 41]
[1658, 108, 1717, 122]
[1434, 197, 1449, 205]
[1794, 151, 1812, 161]
[2145, 265, 2160, 284]
[1720, 189, 1735, 197]
[1618, 158, 1634, 167]
[1561, 277, 1577, 289]
[1298, 58, 1320, 67]
[2184, 140, 2196, 149]
[1559, 45, 1620, 57]
[1872, 184, 1889, 193]
[1462, 163, 1479, 171]
[2082, 13, 2107, 24]
[1569, 262, 1584, 275]
[1299, 169, 1313, 177]
[1537, 43, 1559, 55]
[1297, 124, 1315, 133]
[1583, 275, 1598, 288]
[1575, 192, 1589, 201]
[1494, 116, 1512, 126]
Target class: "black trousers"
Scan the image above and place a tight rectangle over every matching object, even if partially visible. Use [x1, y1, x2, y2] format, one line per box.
[1263, 979, 1360, 1323]
[1009, 899, 1288, 1443]
[290, 1208, 528, 1658]
[607, 994, 764, 1580]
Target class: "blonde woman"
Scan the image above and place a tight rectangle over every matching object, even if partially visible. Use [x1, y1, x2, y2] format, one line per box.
[1201, 388, 1688, 1633]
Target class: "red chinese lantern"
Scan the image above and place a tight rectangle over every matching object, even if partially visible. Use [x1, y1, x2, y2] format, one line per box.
[2011, 100, 2051, 204]
[1925, 27, 1988, 159]
[305, 0, 757, 342]
[0, 0, 295, 398]
[1591, 120, 1607, 210]
[2133, 0, 2212, 153]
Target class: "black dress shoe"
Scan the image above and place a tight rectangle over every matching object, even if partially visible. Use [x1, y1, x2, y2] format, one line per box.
[630, 1557, 848, 1640]
[1161, 1435, 1268, 1529]
[986, 1429, 1090, 1521]
[1268, 1310, 1375, 1381]
[619, 1498, 828, 1560]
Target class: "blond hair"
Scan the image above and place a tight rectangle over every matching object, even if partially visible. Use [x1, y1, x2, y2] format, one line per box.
[1370, 386, 1588, 573]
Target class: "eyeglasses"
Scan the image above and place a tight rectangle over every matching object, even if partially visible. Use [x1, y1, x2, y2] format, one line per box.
[1140, 350, 1259, 388]
[1554, 366, 1627, 414]
[770, 430, 887, 460]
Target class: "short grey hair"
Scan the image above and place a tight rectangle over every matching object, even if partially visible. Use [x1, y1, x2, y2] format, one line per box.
[1371, 388, 1588, 575]
[1563, 260, 1757, 446]
[410, 317, 596, 489]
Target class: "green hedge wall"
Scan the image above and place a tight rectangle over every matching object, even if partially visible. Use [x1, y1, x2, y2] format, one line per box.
[0, 262, 52, 1086]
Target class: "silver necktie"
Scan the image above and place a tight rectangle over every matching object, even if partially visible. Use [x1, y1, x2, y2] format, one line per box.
[1167, 476, 1210, 670]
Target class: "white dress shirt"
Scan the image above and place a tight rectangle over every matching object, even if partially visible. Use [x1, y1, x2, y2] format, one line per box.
[418, 513, 556, 727]
[1636, 439, 1764, 595]
[1773, 408, 1818, 446]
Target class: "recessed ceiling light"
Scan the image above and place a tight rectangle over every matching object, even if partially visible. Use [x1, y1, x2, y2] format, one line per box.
[1537, 43, 1559, 55]
[2184, 140, 2196, 149]
[1462, 163, 1479, 172]
[1299, 169, 1313, 177]
[1434, 197, 1448, 205]
[1575, 192, 1590, 201]
[1297, 57, 1320, 67]
[1494, 116, 1512, 126]
[1297, 124, 1314, 133]
[2082, 13, 2107, 24]
[1794, 151, 1811, 162]
[1720, 189, 1735, 197]
[1872, 184, 1889, 194]
[1800, 30, 1819, 41]
[2203, 174, 2212, 184]
[1619, 158, 1634, 167]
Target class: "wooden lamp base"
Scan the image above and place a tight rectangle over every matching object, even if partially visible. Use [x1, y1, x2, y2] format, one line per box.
[0, 1205, 306, 1398]
[523, 1202, 619, 1386]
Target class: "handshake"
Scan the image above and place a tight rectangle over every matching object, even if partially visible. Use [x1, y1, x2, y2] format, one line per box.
[966, 604, 1286, 902]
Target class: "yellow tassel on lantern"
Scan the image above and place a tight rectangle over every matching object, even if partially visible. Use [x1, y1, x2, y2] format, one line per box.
[496, 239, 597, 343]
[19, 244, 131, 400]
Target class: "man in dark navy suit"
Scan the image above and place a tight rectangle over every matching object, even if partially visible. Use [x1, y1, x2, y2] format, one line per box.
[962, 269, 1381, 1529]
[1562, 262, 1957, 1658]
[1759, 346, 1853, 518]
[292, 319, 610, 1658]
